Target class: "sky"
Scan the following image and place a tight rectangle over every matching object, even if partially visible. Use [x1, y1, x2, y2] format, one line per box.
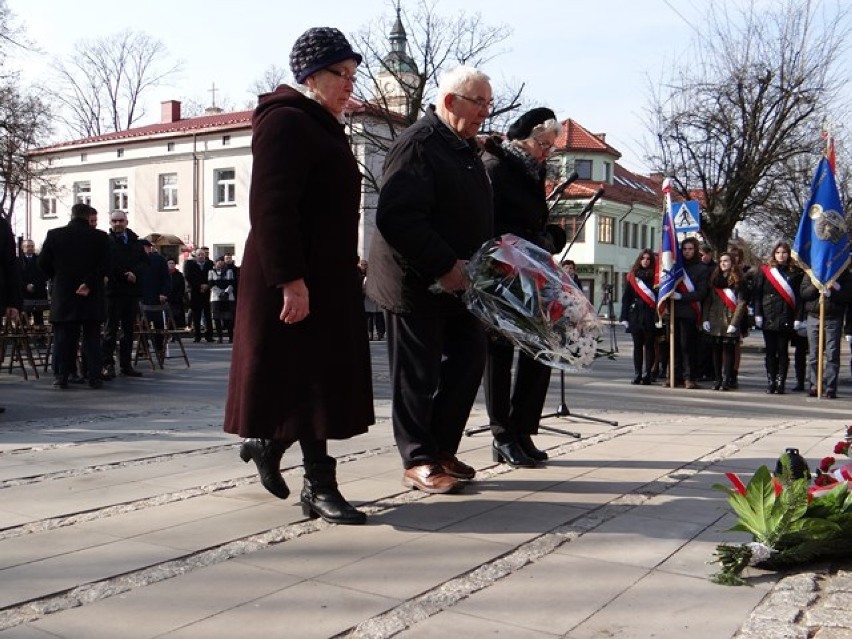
[1, 0, 752, 174]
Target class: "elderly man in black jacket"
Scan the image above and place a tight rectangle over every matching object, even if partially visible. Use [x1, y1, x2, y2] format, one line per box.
[18, 239, 48, 325]
[367, 66, 494, 494]
[38, 204, 111, 389]
[101, 210, 148, 379]
[183, 248, 214, 342]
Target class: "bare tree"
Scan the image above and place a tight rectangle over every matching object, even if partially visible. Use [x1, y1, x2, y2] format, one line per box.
[349, 0, 523, 191]
[249, 64, 289, 97]
[50, 30, 182, 138]
[645, 0, 850, 251]
[0, 82, 53, 221]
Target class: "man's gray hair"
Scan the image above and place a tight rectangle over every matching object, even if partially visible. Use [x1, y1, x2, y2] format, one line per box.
[436, 66, 491, 102]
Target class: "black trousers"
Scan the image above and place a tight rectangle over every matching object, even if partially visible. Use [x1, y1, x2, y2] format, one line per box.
[630, 330, 656, 377]
[762, 329, 791, 379]
[190, 298, 212, 340]
[386, 310, 486, 468]
[673, 317, 699, 381]
[484, 335, 551, 443]
[102, 296, 137, 369]
[54, 321, 102, 381]
[366, 311, 385, 338]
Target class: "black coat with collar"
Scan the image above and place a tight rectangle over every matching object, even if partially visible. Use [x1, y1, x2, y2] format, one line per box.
[18, 253, 48, 300]
[480, 136, 550, 249]
[367, 106, 493, 315]
[37, 218, 110, 322]
[105, 227, 148, 298]
[753, 264, 803, 332]
[0, 216, 22, 311]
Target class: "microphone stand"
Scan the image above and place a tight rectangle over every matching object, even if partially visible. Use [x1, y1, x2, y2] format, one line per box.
[539, 186, 618, 431]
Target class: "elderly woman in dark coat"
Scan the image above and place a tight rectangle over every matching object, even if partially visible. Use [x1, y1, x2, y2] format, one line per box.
[481, 107, 562, 468]
[224, 27, 374, 525]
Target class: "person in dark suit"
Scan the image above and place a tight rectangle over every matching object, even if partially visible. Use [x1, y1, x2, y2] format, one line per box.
[0, 216, 22, 412]
[183, 248, 213, 342]
[38, 203, 110, 389]
[367, 66, 494, 494]
[166, 259, 186, 329]
[18, 239, 48, 325]
[138, 240, 171, 359]
[101, 210, 148, 379]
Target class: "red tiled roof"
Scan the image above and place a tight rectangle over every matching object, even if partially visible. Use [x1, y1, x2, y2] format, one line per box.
[31, 96, 403, 155]
[546, 163, 664, 210]
[555, 119, 621, 159]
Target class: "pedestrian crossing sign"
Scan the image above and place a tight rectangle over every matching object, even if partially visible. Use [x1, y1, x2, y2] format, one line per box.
[672, 200, 700, 232]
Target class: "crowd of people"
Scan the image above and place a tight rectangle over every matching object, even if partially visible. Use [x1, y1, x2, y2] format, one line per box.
[4, 25, 848, 528]
[620, 240, 852, 397]
[6, 205, 241, 391]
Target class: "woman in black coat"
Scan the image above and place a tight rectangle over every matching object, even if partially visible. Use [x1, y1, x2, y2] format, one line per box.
[223, 28, 373, 525]
[753, 241, 802, 394]
[481, 107, 562, 468]
[620, 249, 658, 385]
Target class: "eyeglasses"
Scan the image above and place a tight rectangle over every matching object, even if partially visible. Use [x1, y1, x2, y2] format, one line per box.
[323, 68, 357, 83]
[452, 93, 494, 112]
[533, 138, 555, 152]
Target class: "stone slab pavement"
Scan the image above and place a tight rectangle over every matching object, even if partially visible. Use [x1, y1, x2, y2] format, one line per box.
[0, 336, 850, 638]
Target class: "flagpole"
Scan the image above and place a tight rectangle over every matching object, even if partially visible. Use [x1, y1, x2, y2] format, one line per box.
[817, 295, 825, 398]
[668, 299, 676, 388]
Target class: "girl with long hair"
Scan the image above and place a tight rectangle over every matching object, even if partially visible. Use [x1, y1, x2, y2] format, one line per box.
[702, 252, 747, 390]
[620, 249, 657, 385]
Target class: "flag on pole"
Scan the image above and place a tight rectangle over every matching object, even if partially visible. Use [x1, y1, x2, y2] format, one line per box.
[822, 127, 836, 173]
[656, 177, 684, 319]
[791, 155, 850, 291]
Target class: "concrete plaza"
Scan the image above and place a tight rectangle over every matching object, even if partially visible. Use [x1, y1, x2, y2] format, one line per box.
[0, 333, 850, 638]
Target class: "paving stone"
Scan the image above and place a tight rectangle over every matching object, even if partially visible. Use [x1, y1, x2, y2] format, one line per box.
[812, 628, 852, 639]
[736, 618, 809, 639]
[806, 606, 852, 628]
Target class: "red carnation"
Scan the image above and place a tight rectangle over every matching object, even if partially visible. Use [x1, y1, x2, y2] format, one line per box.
[814, 474, 836, 487]
[834, 441, 850, 456]
[548, 301, 564, 322]
[819, 456, 836, 472]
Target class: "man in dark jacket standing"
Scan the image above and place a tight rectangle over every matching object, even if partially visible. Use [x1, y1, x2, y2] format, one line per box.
[38, 204, 110, 388]
[0, 216, 22, 412]
[367, 66, 494, 494]
[183, 248, 214, 342]
[18, 239, 48, 325]
[665, 236, 709, 389]
[800, 267, 852, 398]
[102, 210, 147, 378]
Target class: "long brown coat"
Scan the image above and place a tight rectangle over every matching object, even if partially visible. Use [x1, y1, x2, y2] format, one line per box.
[223, 86, 374, 441]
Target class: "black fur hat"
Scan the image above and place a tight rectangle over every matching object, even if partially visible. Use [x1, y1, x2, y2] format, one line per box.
[506, 107, 557, 141]
[289, 27, 362, 84]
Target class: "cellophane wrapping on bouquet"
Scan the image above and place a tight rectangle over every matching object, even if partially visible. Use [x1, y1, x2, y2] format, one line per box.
[464, 234, 603, 371]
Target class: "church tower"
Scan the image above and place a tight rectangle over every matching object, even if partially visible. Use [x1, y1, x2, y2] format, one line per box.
[375, 3, 419, 118]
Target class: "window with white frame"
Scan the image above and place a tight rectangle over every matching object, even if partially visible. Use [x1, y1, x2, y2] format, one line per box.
[159, 173, 178, 209]
[621, 221, 631, 247]
[40, 186, 58, 219]
[598, 215, 614, 244]
[604, 162, 612, 182]
[214, 168, 236, 205]
[73, 181, 92, 205]
[110, 177, 129, 211]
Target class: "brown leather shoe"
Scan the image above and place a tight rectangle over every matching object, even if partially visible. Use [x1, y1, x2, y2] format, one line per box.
[436, 452, 476, 480]
[684, 380, 701, 389]
[402, 464, 459, 494]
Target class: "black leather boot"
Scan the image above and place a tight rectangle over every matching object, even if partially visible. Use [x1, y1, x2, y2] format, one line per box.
[766, 372, 777, 394]
[518, 434, 548, 461]
[301, 457, 366, 525]
[492, 440, 537, 468]
[775, 374, 786, 395]
[239, 439, 290, 499]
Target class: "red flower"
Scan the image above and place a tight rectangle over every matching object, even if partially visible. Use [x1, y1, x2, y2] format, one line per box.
[814, 474, 836, 487]
[834, 441, 850, 456]
[819, 456, 836, 472]
[846, 425, 852, 437]
[725, 472, 747, 496]
[548, 301, 564, 322]
[496, 261, 516, 277]
[772, 477, 783, 497]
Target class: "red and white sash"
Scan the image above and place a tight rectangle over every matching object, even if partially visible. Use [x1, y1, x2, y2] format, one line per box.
[714, 286, 738, 312]
[627, 273, 656, 309]
[676, 272, 702, 320]
[761, 265, 795, 310]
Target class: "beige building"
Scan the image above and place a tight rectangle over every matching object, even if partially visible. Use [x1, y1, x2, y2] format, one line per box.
[25, 98, 391, 264]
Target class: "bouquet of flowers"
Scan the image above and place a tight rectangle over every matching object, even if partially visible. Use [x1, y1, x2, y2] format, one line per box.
[464, 234, 605, 371]
[710, 428, 852, 586]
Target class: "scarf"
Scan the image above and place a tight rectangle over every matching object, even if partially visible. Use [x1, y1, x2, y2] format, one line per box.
[502, 140, 543, 182]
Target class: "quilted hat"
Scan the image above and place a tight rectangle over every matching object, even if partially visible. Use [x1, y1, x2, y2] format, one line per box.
[506, 107, 557, 141]
[289, 27, 362, 84]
